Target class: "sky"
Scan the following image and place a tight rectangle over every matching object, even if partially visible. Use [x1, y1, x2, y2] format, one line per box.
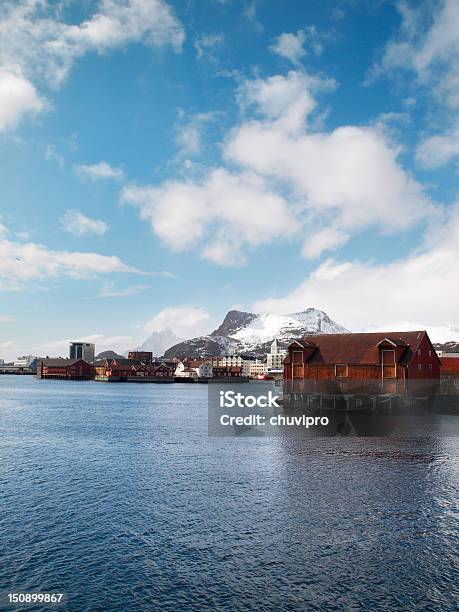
[1, 0, 459, 360]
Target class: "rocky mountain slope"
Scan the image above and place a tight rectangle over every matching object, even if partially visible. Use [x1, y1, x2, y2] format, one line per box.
[163, 308, 347, 359]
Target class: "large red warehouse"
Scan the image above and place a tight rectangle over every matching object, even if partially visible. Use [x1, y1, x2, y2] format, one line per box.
[283, 331, 440, 381]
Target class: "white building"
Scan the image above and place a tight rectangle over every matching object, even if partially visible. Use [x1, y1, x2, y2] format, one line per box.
[196, 361, 213, 378]
[216, 355, 243, 367]
[14, 355, 37, 368]
[249, 360, 267, 377]
[266, 339, 287, 370]
[175, 360, 213, 378]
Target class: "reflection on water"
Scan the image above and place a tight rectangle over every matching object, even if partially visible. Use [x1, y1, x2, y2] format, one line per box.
[0, 376, 458, 611]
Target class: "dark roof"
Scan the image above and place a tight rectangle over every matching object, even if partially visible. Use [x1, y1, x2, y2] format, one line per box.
[295, 331, 427, 365]
[288, 339, 319, 349]
[41, 358, 84, 367]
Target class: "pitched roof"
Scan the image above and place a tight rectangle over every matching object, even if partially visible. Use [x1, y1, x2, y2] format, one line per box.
[296, 331, 427, 365]
[41, 358, 84, 367]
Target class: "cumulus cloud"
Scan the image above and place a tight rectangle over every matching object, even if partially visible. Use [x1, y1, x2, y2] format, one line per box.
[122, 168, 298, 265]
[0, 69, 45, 131]
[372, 0, 459, 167]
[60, 210, 108, 237]
[0, 0, 184, 130]
[227, 70, 433, 257]
[270, 28, 323, 65]
[253, 205, 459, 332]
[75, 161, 124, 181]
[123, 67, 434, 263]
[0, 231, 139, 291]
[144, 305, 212, 337]
[270, 30, 306, 64]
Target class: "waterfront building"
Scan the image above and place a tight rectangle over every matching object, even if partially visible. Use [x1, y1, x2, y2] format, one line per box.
[37, 358, 93, 380]
[267, 339, 287, 370]
[69, 342, 95, 364]
[175, 359, 213, 378]
[95, 357, 175, 382]
[13, 355, 37, 368]
[212, 365, 243, 378]
[439, 354, 459, 379]
[249, 360, 267, 378]
[284, 331, 441, 381]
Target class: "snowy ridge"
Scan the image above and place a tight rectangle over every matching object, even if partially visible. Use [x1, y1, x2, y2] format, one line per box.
[162, 308, 347, 358]
[232, 308, 347, 349]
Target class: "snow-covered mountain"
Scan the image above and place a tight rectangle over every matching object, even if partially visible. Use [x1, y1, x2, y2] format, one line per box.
[135, 328, 184, 357]
[163, 308, 347, 358]
[226, 309, 348, 349]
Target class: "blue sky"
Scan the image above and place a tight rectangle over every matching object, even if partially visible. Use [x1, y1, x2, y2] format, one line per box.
[1, 0, 459, 359]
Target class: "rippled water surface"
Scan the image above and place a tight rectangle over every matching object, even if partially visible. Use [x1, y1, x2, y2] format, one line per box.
[1, 376, 458, 611]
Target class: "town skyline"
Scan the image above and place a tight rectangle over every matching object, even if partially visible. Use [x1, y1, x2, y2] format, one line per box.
[1, 0, 459, 362]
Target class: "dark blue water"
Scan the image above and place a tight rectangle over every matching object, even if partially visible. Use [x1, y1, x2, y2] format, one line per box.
[1, 376, 458, 611]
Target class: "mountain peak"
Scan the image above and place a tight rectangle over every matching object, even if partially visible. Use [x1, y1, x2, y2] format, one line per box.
[211, 310, 257, 337]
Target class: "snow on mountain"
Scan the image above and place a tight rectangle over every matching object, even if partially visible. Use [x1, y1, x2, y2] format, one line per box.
[231, 308, 347, 349]
[163, 308, 347, 358]
[135, 328, 184, 357]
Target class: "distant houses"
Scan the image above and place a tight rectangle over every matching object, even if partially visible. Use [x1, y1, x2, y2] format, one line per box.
[10, 330, 456, 384]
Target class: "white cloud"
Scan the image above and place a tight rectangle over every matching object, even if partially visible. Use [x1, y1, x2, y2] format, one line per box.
[124, 68, 434, 263]
[0, 0, 184, 130]
[60, 210, 108, 237]
[75, 161, 124, 181]
[0, 315, 15, 322]
[175, 111, 220, 155]
[416, 120, 459, 168]
[144, 305, 212, 337]
[236, 70, 333, 133]
[253, 205, 459, 332]
[194, 32, 224, 60]
[227, 70, 433, 257]
[0, 231, 139, 291]
[122, 168, 298, 265]
[271, 30, 306, 64]
[373, 0, 459, 167]
[301, 227, 349, 259]
[0, 69, 45, 131]
[0, 340, 13, 349]
[270, 28, 323, 65]
[97, 280, 150, 298]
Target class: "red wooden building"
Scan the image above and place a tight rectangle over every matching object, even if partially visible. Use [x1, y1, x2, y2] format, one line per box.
[37, 358, 93, 380]
[212, 366, 243, 378]
[439, 355, 459, 379]
[284, 331, 440, 381]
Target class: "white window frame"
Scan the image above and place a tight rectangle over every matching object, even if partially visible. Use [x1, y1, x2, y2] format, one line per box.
[335, 364, 349, 378]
